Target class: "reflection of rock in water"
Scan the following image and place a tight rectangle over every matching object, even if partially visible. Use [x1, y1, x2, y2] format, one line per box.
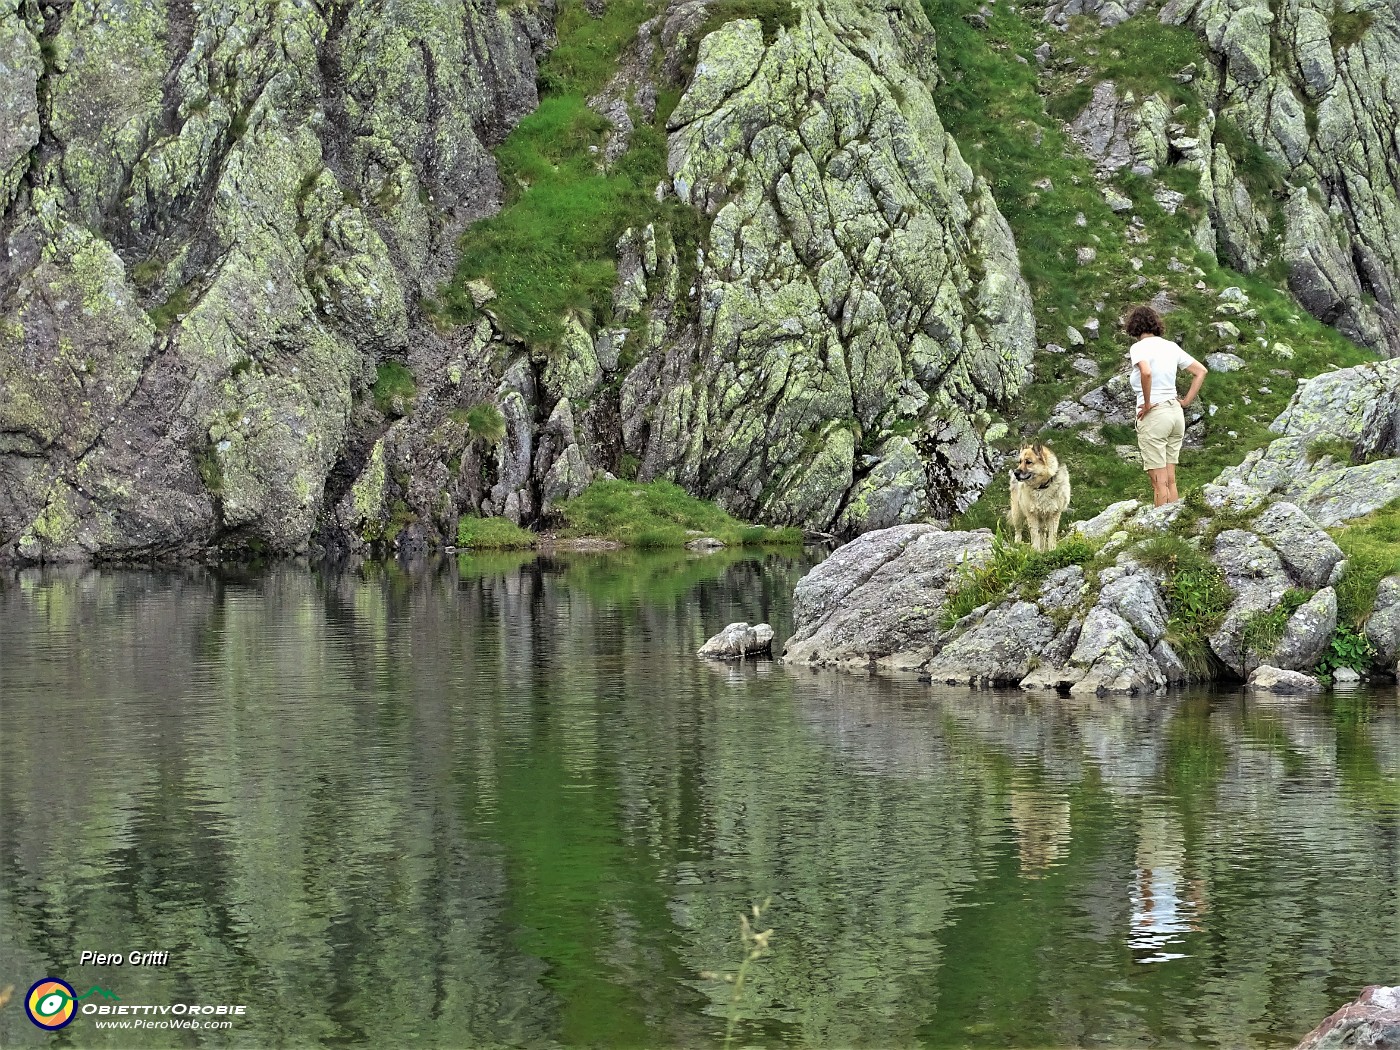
[785, 668, 960, 779]
[789, 674, 1184, 797]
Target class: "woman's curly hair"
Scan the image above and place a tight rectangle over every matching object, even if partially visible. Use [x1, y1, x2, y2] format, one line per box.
[1124, 305, 1165, 339]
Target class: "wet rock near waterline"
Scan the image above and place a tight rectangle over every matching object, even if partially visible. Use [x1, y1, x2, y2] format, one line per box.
[1294, 986, 1400, 1050]
[1269, 587, 1337, 672]
[1247, 665, 1323, 695]
[1366, 577, 1400, 667]
[923, 601, 1058, 686]
[697, 622, 775, 661]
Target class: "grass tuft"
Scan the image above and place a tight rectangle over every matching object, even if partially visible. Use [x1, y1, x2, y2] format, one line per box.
[1131, 534, 1233, 673]
[940, 531, 1099, 629]
[698, 0, 798, 44]
[456, 516, 538, 550]
[1306, 435, 1354, 465]
[372, 361, 416, 416]
[1329, 9, 1374, 50]
[462, 403, 507, 444]
[1331, 498, 1400, 627]
[1241, 588, 1311, 658]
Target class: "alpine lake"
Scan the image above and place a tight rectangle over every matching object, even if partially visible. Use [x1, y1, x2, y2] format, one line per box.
[2, 549, 1396, 1048]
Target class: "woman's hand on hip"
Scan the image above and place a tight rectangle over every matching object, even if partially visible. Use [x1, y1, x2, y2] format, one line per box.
[1137, 403, 1152, 421]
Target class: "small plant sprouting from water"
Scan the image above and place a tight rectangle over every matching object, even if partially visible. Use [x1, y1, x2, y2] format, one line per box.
[701, 899, 774, 1049]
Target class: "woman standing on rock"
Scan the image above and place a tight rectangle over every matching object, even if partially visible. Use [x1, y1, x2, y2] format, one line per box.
[1125, 305, 1208, 506]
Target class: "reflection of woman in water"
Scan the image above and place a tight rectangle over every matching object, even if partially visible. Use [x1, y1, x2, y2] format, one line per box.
[1129, 810, 1207, 963]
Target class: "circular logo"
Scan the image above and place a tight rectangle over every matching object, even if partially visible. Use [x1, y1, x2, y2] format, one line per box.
[25, 978, 77, 1030]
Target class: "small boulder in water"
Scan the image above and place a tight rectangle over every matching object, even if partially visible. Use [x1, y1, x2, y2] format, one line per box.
[1247, 665, 1321, 695]
[698, 623, 774, 660]
[1294, 986, 1400, 1049]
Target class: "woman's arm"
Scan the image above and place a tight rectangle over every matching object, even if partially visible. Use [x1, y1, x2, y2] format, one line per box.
[1136, 360, 1153, 420]
[1180, 362, 1208, 408]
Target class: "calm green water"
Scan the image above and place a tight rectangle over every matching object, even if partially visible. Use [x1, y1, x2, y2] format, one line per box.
[1, 552, 1397, 1049]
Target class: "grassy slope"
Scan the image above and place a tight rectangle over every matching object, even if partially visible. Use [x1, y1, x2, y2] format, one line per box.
[923, 0, 1374, 529]
[436, 0, 668, 344]
[1332, 499, 1400, 627]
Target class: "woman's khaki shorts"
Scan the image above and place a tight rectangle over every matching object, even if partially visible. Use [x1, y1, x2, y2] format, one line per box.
[1136, 399, 1185, 470]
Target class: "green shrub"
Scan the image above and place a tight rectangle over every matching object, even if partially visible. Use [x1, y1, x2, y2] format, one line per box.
[940, 531, 1099, 629]
[372, 361, 416, 416]
[456, 516, 538, 550]
[557, 479, 802, 548]
[1315, 626, 1377, 678]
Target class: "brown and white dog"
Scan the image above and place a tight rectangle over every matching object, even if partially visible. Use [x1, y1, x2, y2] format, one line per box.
[1008, 444, 1071, 552]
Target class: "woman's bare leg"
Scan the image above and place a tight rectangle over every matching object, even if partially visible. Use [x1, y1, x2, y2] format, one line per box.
[1147, 467, 1172, 506]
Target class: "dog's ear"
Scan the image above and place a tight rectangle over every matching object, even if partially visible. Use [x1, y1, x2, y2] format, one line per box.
[1031, 442, 1044, 460]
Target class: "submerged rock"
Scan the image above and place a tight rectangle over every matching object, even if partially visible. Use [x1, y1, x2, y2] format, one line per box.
[697, 622, 775, 661]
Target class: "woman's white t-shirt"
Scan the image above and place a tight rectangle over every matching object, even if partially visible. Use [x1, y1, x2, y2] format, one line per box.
[1130, 336, 1200, 409]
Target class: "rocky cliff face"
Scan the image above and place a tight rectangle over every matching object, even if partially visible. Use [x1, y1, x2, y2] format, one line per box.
[643, 2, 1035, 532]
[364, 0, 1035, 547]
[1163, 0, 1400, 355]
[0, 0, 1034, 562]
[0, 0, 551, 561]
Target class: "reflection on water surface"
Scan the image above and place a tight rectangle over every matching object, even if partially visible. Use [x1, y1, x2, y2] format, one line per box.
[1, 552, 1396, 1048]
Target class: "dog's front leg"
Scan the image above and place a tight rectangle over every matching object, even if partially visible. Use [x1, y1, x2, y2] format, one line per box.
[1046, 517, 1060, 550]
